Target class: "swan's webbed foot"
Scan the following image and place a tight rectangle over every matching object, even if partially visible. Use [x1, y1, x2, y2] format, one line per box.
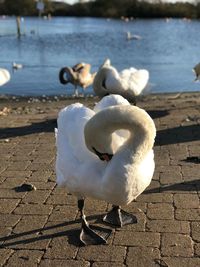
[80, 215, 111, 246]
[78, 199, 112, 246]
[103, 206, 137, 227]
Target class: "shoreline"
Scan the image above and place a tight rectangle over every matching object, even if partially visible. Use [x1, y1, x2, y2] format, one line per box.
[0, 91, 199, 103]
[0, 91, 199, 117]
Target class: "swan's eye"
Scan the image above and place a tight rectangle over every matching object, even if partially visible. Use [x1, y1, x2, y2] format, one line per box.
[92, 147, 113, 162]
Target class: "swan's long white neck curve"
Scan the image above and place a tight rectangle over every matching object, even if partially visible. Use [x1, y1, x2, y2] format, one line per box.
[84, 105, 156, 205]
[85, 105, 156, 159]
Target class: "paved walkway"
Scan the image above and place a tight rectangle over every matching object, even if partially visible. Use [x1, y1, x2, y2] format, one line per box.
[0, 93, 199, 267]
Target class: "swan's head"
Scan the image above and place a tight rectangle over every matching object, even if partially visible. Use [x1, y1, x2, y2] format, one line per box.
[84, 109, 114, 162]
[84, 125, 114, 162]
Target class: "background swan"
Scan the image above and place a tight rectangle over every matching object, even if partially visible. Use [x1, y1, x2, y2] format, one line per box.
[126, 31, 142, 41]
[93, 59, 149, 104]
[12, 62, 23, 70]
[59, 62, 96, 96]
[56, 94, 156, 245]
[0, 68, 10, 86]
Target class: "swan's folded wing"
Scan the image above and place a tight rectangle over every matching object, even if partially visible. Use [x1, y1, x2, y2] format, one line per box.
[120, 67, 137, 77]
[125, 69, 149, 96]
[57, 103, 96, 161]
[56, 103, 96, 185]
[119, 67, 149, 95]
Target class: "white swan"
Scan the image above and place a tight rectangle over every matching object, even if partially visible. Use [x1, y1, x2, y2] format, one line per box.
[0, 68, 10, 86]
[59, 62, 96, 96]
[93, 59, 149, 104]
[12, 62, 23, 70]
[126, 31, 142, 41]
[56, 94, 156, 245]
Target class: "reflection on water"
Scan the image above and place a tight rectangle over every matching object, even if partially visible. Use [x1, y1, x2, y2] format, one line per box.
[0, 16, 199, 96]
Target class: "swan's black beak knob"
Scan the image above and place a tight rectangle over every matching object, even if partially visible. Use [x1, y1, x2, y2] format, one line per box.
[92, 147, 113, 162]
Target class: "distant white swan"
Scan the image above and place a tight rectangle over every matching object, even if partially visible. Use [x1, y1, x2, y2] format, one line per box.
[12, 62, 23, 70]
[59, 62, 96, 96]
[56, 94, 156, 245]
[126, 31, 142, 40]
[93, 59, 149, 103]
[0, 68, 10, 86]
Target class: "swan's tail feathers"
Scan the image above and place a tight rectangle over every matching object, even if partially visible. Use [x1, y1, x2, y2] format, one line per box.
[59, 67, 74, 84]
[0, 68, 10, 86]
[130, 69, 149, 96]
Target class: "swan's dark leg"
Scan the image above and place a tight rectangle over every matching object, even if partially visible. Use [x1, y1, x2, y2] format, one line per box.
[78, 199, 111, 245]
[103, 205, 137, 227]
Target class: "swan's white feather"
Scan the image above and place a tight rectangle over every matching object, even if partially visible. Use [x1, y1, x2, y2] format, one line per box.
[0, 68, 10, 86]
[56, 98, 123, 194]
[120, 68, 149, 96]
[94, 94, 130, 112]
[105, 65, 149, 96]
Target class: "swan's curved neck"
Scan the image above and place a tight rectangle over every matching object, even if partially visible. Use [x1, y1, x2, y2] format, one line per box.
[85, 105, 156, 159]
[94, 67, 117, 94]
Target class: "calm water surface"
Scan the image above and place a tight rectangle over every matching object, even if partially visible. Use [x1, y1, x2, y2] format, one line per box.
[0, 16, 199, 96]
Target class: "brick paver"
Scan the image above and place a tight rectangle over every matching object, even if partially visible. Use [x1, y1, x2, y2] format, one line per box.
[0, 93, 199, 266]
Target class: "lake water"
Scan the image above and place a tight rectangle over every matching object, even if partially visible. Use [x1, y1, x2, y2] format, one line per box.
[0, 16, 200, 96]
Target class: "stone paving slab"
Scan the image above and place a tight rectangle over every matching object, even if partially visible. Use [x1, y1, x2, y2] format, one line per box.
[0, 93, 200, 266]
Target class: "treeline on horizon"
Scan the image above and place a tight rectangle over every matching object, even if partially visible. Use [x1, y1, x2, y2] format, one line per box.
[1, 0, 200, 19]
